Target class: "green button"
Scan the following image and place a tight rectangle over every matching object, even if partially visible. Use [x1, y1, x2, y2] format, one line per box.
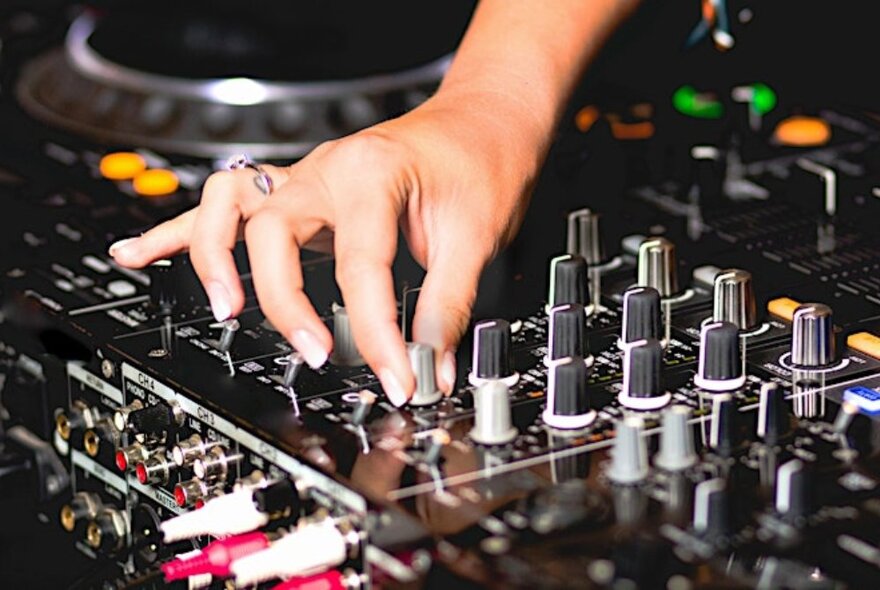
[673, 85, 724, 119]
[751, 83, 777, 115]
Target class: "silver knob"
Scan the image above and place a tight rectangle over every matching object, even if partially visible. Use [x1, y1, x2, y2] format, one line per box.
[469, 381, 517, 445]
[606, 415, 648, 485]
[282, 352, 304, 389]
[654, 405, 697, 471]
[775, 458, 811, 519]
[407, 343, 443, 406]
[637, 237, 679, 298]
[566, 208, 606, 266]
[330, 305, 364, 366]
[713, 269, 757, 331]
[217, 319, 240, 353]
[790, 303, 836, 368]
[693, 478, 729, 537]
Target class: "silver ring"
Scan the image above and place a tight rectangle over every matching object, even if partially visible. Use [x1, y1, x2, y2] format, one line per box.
[225, 154, 274, 196]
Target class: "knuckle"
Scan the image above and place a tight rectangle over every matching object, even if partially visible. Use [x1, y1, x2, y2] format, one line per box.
[201, 171, 234, 202]
[334, 257, 377, 291]
[244, 207, 286, 239]
[333, 130, 402, 171]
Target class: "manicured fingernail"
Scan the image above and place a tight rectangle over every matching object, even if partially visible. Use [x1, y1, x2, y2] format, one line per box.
[206, 281, 232, 322]
[379, 368, 407, 407]
[440, 351, 457, 395]
[108, 237, 137, 257]
[290, 329, 329, 369]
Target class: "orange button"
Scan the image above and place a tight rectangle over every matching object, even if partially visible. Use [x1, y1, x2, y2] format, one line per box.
[847, 332, 880, 360]
[773, 116, 831, 147]
[767, 297, 801, 321]
[99, 152, 147, 180]
[133, 169, 179, 197]
[574, 105, 600, 133]
[610, 120, 655, 140]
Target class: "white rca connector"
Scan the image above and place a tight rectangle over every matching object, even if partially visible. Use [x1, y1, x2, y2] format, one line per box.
[160, 488, 267, 542]
[231, 518, 348, 586]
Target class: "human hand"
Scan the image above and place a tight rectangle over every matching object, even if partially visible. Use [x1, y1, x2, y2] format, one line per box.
[109, 89, 545, 405]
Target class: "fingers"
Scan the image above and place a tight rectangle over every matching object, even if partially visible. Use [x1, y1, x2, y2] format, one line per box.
[334, 197, 413, 407]
[244, 205, 333, 370]
[412, 251, 484, 395]
[188, 173, 250, 321]
[109, 209, 199, 268]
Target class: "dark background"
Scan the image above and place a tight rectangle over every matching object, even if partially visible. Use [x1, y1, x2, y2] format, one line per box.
[0, 0, 878, 587]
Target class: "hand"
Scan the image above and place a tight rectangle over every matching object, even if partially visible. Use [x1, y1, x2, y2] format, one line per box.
[108, 90, 544, 405]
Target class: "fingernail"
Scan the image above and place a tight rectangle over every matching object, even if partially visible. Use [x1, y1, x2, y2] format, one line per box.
[440, 351, 457, 395]
[290, 329, 329, 369]
[379, 368, 407, 407]
[206, 281, 232, 322]
[108, 237, 137, 257]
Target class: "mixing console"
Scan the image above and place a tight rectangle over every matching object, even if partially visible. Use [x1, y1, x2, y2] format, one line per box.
[3, 6, 880, 590]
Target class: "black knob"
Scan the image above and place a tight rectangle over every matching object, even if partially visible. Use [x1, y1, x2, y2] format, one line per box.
[619, 339, 670, 410]
[790, 303, 836, 368]
[620, 286, 662, 347]
[692, 478, 729, 537]
[757, 382, 792, 445]
[127, 404, 176, 434]
[543, 356, 595, 430]
[694, 321, 744, 392]
[707, 393, 743, 457]
[775, 459, 811, 520]
[546, 254, 589, 311]
[469, 319, 518, 386]
[547, 304, 592, 364]
[253, 479, 301, 519]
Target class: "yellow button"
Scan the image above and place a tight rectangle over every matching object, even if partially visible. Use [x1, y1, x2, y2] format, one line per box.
[99, 152, 147, 180]
[767, 297, 801, 321]
[847, 332, 880, 360]
[773, 116, 831, 147]
[133, 169, 179, 197]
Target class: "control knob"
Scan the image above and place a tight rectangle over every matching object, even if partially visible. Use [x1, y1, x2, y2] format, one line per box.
[546, 303, 592, 365]
[654, 405, 697, 471]
[330, 305, 364, 366]
[712, 269, 757, 331]
[619, 339, 671, 410]
[469, 319, 519, 387]
[637, 237, 679, 298]
[694, 321, 745, 392]
[407, 343, 443, 406]
[543, 356, 596, 430]
[469, 381, 518, 445]
[546, 254, 590, 313]
[790, 303, 836, 368]
[606, 415, 648, 485]
[619, 286, 662, 348]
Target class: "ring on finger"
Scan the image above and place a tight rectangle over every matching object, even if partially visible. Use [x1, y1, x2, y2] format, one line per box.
[225, 154, 274, 196]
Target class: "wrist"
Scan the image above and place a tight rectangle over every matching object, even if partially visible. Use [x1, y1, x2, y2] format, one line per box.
[419, 80, 553, 183]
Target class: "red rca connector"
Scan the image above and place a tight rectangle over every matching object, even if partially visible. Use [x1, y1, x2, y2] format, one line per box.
[161, 531, 270, 581]
[271, 569, 363, 590]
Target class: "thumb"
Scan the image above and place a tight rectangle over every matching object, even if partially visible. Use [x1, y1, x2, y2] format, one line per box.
[411, 252, 484, 395]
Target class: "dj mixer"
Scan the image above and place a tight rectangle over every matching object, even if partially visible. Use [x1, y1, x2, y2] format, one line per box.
[4, 3, 880, 590]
